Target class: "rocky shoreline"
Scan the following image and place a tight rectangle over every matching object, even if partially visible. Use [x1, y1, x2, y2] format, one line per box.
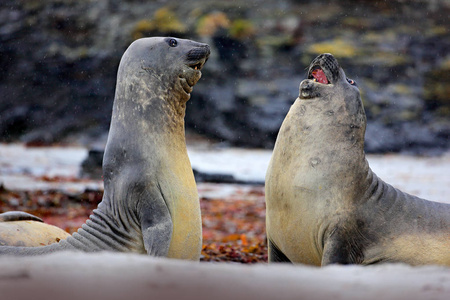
[0, 0, 449, 154]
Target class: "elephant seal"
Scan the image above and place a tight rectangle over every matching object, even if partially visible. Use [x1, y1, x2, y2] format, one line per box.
[265, 53, 450, 266]
[0, 212, 70, 246]
[0, 37, 210, 260]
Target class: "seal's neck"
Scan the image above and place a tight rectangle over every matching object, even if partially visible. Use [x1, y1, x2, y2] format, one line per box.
[102, 75, 191, 181]
[280, 98, 369, 204]
[113, 75, 187, 136]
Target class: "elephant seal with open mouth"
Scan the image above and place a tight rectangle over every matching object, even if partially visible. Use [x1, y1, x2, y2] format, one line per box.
[265, 53, 450, 266]
[0, 37, 210, 260]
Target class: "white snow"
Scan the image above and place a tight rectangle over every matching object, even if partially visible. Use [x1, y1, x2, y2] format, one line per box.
[188, 147, 270, 182]
[0, 143, 88, 177]
[0, 143, 448, 204]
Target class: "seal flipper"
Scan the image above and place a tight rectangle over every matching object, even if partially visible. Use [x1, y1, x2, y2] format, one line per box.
[268, 238, 292, 263]
[138, 191, 173, 257]
[0, 211, 43, 223]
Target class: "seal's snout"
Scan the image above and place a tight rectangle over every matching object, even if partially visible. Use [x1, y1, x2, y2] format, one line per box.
[307, 53, 340, 84]
[187, 45, 211, 70]
[187, 45, 211, 60]
[181, 43, 210, 95]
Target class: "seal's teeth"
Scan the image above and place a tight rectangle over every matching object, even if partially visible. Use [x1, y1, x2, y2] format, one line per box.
[191, 64, 202, 70]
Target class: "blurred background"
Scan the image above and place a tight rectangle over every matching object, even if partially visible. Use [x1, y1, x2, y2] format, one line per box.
[0, 0, 449, 154]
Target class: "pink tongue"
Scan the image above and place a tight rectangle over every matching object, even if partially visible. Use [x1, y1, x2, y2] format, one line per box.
[312, 69, 328, 84]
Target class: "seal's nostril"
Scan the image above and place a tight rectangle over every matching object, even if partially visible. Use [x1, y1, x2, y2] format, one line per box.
[187, 47, 209, 61]
[204, 45, 211, 57]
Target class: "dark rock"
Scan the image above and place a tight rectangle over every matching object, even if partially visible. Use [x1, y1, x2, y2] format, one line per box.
[423, 59, 450, 115]
[186, 79, 295, 148]
[80, 149, 104, 179]
[0, 0, 449, 154]
[193, 169, 264, 185]
[193, 169, 235, 184]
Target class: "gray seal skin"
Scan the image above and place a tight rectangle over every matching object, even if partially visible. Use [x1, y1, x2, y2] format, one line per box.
[265, 53, 450, 266]
[0, 37, 210, 260]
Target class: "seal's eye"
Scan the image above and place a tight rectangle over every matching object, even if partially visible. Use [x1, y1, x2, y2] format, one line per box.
[168, 39, 178, 47]
[347, 78, 356, 85]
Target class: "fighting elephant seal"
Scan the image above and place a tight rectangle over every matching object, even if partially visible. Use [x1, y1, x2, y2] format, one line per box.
[265, 53, 450, 266]
[0, 37, 210, 260]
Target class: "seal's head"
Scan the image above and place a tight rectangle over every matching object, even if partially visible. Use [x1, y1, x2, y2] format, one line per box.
[298, 53, 366, 133]
[118, 37, 210, 104]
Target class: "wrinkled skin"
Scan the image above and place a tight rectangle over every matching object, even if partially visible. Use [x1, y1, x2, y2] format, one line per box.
[0, 37, 210, 260]
[266, 53, 450, 266]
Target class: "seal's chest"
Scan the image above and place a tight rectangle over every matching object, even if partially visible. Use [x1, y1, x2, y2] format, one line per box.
[166, 185, 202, 260]
[157, 150, 202, 260]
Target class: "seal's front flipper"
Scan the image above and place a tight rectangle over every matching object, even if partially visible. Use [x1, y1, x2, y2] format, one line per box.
[138, 192, 173, 257]
[0, 211, 43, 223]
[268, 238, 292, 263]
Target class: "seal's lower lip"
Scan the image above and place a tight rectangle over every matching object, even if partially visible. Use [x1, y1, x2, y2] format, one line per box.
[299, 92, 315, 100]
[299, 79, 320, 100]
[180, 77, 193, 94]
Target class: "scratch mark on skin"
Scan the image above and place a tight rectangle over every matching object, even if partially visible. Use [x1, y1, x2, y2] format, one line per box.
[141, 66, 162, 81]
[309, 157, 321, 168]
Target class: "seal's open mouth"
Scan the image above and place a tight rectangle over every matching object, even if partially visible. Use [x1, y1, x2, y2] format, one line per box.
[180, 45, 210, 96]
[188, 60, 206, 71]
[306, 53, 339, 86]
[309, 66, 329, 84]
[182, 57, 208, 92]
[299, 54, 340, 99]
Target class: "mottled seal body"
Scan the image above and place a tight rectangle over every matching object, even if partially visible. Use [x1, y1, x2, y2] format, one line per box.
[0, 37, 210, 260]
[0, 212, 70, 247]
[265, 53, 450, 266]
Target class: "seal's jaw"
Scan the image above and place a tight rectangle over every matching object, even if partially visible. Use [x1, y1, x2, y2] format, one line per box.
[185, 47, 209, 74]
[299, 79, 322, 100]
[184, 56, 208, 87]
[298, 65, 331, 99]
[179, 60, 207, 98]
[178, 44, 210, 98]
[299, 53, 359, 100]
[188, 58, 208, 72]
[298, 54, 338, 100]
